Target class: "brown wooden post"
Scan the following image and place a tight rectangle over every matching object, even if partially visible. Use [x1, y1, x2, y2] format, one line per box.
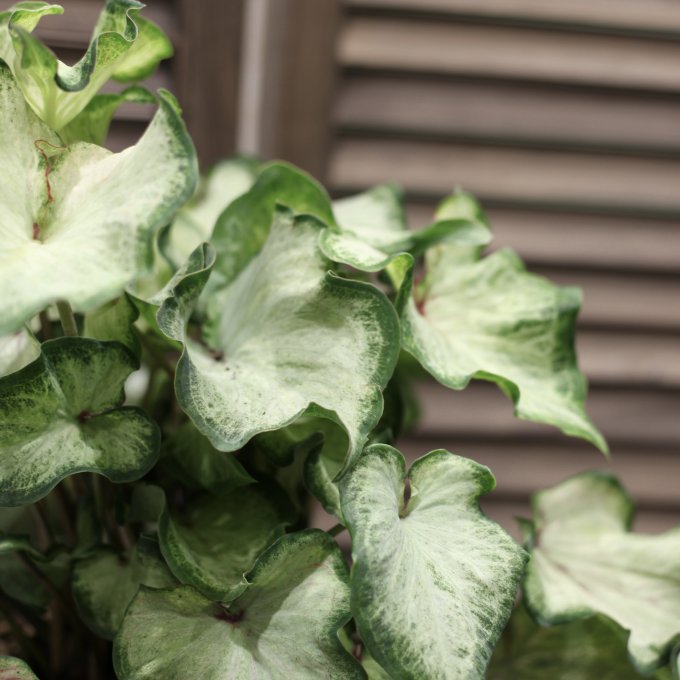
[174, 0, 245, 169]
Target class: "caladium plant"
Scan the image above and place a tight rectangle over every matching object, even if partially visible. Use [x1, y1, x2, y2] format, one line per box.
[0, 2, 678, 679]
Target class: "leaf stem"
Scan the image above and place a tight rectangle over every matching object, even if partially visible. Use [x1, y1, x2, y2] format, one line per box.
[327, 523, 347, 537]
[30, 501, 54, 550]
[56, 300, 78, 336]
[0, 591, 47, 674]
[53, 483, 77, 547]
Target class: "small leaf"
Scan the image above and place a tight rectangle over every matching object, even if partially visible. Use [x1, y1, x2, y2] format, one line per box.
[159, 209, 400, 475]
[0, 337, 159, 505]
[388, 191, 606, 451]
[0, 656, 38, 679]
[488, 606, 646, 679]
[83, 295, 140, 355]
[159, 483, 294, 601]
[72, 535, 176, 639]
[321, 185, 491, 271]
[523, 472, 680, 672]
[0, 0, 172, 129]
[339, 444, 527, 680]
[210, 161, 335, 286]
[113, 530, 365, 680]
[0, 64, 197, 335]
[161, 157, 259, 268]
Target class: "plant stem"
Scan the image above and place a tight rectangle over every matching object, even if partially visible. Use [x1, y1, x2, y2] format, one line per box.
[39, 310, 52, 341]
[30, 502, 54, 550]
[0, 591, 47, 674]
[56, 300, 78, 336]
[327, 523, 346, 537]
[53, 484, 77, 547]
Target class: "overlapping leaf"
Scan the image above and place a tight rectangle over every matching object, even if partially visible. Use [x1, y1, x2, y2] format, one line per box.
[0, 328, 39, 377]
[322, 185, 491, 271]
[0, 337, 159, 505]
[339, 444, 527, 679]
[0, 64, 197, 335]
[523, 472, 680, 672]
[72, 535, 176, 639]
[157, 209, 400, 475]
[388, 192, 606, 451]
[158, 483, 294, 601]
[0, 0, 172, 130]
[113, 530, 364, 679]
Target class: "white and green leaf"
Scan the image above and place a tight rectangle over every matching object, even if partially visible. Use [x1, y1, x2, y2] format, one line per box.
[159, 208, 400, 476]
[0, 0, 172, 130]
[0, 64, 197, 335]
[388, 192, 605, 451]
[159, 483, 294, 601]
[0, 328, 39, 377]
[339, 444, 527, 680]
[0, 656, 38, 680]
[523, 472, 680, 672]
[72, 535, 176, 639]
[0, 337, 159, 505]
[113, 530, 365, 680]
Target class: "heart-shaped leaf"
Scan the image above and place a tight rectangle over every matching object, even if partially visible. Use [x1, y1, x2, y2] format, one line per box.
[158, 483, 294, 601]
[113, 530, 365, 679]
[523, 472, 680, 672]
[158, 209, 400, 476]
[72, 535, 176, 639]
[339, 444, 527, 679]
[0, 337, 159, 505]
[387, 191, 606, 451]
[0, 63, 197, 335]
[0, 0, 172, 130]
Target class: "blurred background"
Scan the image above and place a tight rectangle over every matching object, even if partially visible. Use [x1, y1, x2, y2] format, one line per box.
[34, 0, 680, 535]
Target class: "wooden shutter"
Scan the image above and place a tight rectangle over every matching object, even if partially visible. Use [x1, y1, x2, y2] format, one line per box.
[328, 0, 680, 534]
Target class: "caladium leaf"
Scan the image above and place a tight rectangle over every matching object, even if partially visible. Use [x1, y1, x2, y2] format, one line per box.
[162, 422, 254, 495]
[0, 656, 38, 680]
[0, 64, 197, 336]
[0, 328, 39, 377]
[0, 0, 172, 130]
[0, 337, 159, 505]
[161, 157, 259, 269]
[113, 530, 365, 680]
[60, 86, 155, 146]
[210, 161, 335, 286]
[339, 444, 527, 680]
[83, 295, 140, 355]
[321, 186, 491, 271]
[72, 535, 176, 639]
[159, 209, 400, 475]
[159, 483, 294, 601]
[523, 472, 680, 672]
[488, 606, 645, 680]
[387, 193, 606, 451]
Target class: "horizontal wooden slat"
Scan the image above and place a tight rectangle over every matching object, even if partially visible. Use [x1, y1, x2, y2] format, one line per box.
[330, 137, 680, 212]
[400, 437, 679, 508]
[346, 0, 680, 36]
[34, 0, 177, 47]
[406, 203, 680, 273]
[339, 17, 680, 91]
[336, 76, 680, 153]
[413, 380, 680, 447]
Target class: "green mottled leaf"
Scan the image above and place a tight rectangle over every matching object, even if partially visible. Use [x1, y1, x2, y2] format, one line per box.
[0, 656, 38, 679]
[0, 64, 197, 335]
[210, 161, 335, 286]
[339, 444, 527, 679]
[0, 0, 172, 129]
[321, 186, 491, 271]
[163, 422, 254, 495]
[0, 328, 39, 377]
[113, 530, 365, 680]
[523, 472, 680, 672]
[83, 295, 140, 354]
[488, 606, 645, 680]
[388, 192, 605, 451]
[159, 208, 400, 475]
[159, 483, 293, 601]
[60, 86, 155, 145]
[0, 337, 159, 505]
[72, 535, 176, 639]
[162, 157, 259, 268]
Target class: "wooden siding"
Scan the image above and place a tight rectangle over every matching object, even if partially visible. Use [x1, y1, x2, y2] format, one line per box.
[328, 0, 680, 533]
